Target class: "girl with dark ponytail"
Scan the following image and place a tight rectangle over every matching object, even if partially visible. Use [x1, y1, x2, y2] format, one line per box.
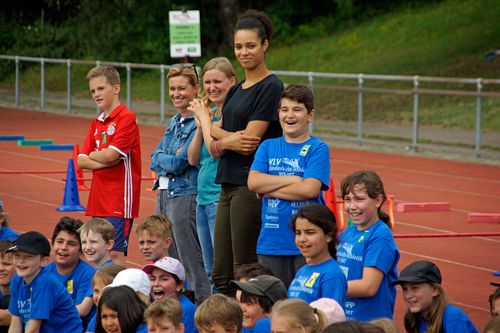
[287, 204, 347, 305]
[336, 170, 400, 322]
[210, 9, 284, 296]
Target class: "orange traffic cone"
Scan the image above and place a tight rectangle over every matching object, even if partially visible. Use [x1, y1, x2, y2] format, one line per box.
[73, 144, 89, 191]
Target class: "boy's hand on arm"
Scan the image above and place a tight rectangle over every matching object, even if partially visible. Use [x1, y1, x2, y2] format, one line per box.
[346, 267, 384, 298]
[264, 178, 323, 201]
[247, 171, 302, 193]
[77, 155, 113, 170]
[89, 148, 121, 165]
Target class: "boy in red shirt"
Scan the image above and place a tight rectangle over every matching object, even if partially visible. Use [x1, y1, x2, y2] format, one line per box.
[77, 65, 141, 266]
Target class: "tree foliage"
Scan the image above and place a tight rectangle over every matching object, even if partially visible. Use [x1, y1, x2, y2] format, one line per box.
[0, 0, 442, 63]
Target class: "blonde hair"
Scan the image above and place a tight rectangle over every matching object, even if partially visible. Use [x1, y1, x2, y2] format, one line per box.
[195, 294, 242, 333]
[370, 318, 401, 333]
[271, 298, 328, 333]
[135, 215, 173, 239]
[145, 299, 183, 329]
[86, 65, 120, 85]
[93, 263, 126, 287]
[404, 284, 449, 333]
[78, 217, 115, 243]
[202, 57, 237, 81]
[168, 64, 198, 87]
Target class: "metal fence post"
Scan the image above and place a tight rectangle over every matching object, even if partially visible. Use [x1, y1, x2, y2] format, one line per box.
[475, 78, 483, 158]
[15, 56, 20, 107]
[357, 74, 364, 142]
[126, 63, 131, 109]
[308, 71, 314, 133]
[412, 75, 420, 151]
[67, 59, 72, 114]
[40, 58, 45, 110]
[160, 65, 166, 124]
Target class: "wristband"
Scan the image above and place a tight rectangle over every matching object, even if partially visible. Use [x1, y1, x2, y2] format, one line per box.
[214, 140, 223, 154]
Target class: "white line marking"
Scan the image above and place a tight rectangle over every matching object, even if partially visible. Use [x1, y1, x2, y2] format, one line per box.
[451, 301, 489, 313]
[396, 221, 500, 243]
[333, 158, 500, 184]
[0, 192, 59, 207]
[398, 182, 500, 200]
[400, 250, 495, 272]
[0, 149, 67, 164]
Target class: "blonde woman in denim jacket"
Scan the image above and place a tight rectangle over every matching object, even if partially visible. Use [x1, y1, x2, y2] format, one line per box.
[151, 64, 211, 304]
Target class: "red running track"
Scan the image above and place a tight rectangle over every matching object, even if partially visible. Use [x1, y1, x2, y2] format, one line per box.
[1, 107, 499, 330]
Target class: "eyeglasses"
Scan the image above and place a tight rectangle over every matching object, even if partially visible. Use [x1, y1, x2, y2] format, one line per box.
[171, 63, 199, 84]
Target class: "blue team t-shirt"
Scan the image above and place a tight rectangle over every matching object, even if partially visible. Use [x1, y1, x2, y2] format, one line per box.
[196, 109, 221, 206]
[180, 295, 198, 333]
[242, 316, 270, 333]
[419, 304, 479, 333]
[337, 220, 400, 321]
[288, 258, 347, 305]
[46, 260, 95, 326]
[8, 267, 83, 332]
[0, 226, 18, 241]
[251, 136, 330, 255]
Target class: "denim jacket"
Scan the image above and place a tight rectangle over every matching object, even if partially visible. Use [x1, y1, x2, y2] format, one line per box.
[150, 113, 198, 196]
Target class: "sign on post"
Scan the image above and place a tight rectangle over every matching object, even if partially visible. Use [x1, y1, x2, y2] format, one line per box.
[169, 10, 201, 58]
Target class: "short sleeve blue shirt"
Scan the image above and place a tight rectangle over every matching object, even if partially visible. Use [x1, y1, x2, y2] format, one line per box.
[288, 258, 347, 305]
[251, 136, 330, 255]
[8, 267, 83, 332]
[337, 221, 400, 321]
[0, 226, 18, 241]
[419, 304, 479, 333]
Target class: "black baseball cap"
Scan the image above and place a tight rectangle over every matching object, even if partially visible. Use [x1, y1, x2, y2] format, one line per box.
[231, 275, 287, 304]
[390, 260, 442, 286]
[8, 231, 51, 257]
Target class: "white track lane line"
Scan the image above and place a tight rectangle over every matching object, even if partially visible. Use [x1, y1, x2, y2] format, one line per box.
[396, 221, 500, 243]
[332, 158, 500, 184]
[400, 250, 495, 273]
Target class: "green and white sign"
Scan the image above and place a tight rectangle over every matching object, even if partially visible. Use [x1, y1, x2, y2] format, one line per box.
[169, 10, 201, 58]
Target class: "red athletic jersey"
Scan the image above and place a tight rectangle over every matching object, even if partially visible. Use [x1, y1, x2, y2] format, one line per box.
[80, 104, 141, 218]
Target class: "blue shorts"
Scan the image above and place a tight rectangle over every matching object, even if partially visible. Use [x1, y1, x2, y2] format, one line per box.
[100, 216, 134, 255]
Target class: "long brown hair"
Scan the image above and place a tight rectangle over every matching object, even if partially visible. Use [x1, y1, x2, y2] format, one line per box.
[341, 170, 391, 228]
[404, 284, 448, 333]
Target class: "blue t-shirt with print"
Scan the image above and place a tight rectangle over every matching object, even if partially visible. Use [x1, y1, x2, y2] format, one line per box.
[419, 304, 478, 333]
[46, 260, 95, 327]
[251, 136, 330, 255]
[196, 109, 221, 206]
[242, 317, 270, 333]
[8, 267, 82, 332]
[288, 258, 347, 305]
[337, 220, 400, 321]
[180, 295, 198, 333]
[0, 226, 18, 241]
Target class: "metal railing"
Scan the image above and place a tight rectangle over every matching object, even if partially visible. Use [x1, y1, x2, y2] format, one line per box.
[1, 54, 499, 158]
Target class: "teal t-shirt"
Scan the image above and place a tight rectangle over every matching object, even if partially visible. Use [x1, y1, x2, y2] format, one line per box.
[196, 109, 221, 205]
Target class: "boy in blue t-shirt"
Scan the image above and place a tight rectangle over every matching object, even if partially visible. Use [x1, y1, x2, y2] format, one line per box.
[248, 84, 330, 288]
[8, 231, 82, 332]
[46, 217, 95, 330]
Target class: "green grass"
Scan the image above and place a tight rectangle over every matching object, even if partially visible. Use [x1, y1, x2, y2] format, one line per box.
[1, 0, 499, 131]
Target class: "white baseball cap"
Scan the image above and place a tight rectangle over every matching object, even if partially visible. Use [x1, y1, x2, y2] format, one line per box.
[107, 268, 151, 298]
[143, 256, 186, 282]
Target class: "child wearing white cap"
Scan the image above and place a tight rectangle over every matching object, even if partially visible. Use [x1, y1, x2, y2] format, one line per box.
[143, 257, 197, 333]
